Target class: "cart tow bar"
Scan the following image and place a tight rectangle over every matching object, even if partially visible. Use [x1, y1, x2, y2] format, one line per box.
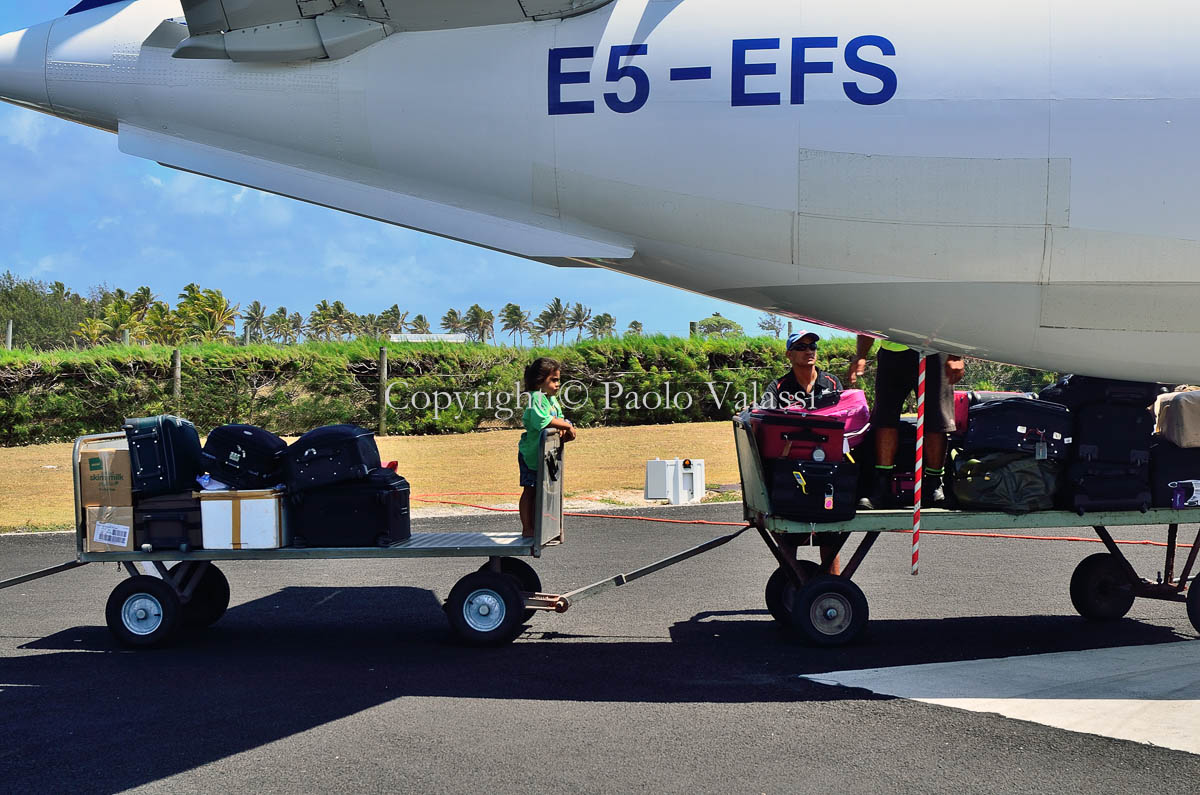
[0, 560, 88, 591]
[532, 526, 752, 613]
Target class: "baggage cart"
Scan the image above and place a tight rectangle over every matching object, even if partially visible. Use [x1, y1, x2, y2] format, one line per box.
[733, 414, 1200, 647]
[0, 429, 569, 648]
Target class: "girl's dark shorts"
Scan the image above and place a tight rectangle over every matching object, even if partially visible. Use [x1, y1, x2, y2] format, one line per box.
[518, 453, 537, 488]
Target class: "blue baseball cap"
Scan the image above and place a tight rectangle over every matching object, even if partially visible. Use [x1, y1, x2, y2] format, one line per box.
[786, 330, 821, 350]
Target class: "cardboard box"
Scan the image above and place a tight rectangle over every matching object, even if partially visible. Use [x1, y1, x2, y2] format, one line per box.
[85, 506, 135, 553]
[79, 448, 132, 507]
[198, 489, 288, 550]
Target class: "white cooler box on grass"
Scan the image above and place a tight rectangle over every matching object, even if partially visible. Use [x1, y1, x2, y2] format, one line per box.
[198, 489, 289, 550]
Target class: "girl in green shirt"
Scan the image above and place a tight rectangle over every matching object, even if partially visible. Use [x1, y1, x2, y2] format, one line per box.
[519, 357, 576, 536]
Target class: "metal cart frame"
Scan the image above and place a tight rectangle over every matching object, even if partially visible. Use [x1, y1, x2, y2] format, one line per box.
[733, 415, 1200, 646]
[2, 428, 569, 647]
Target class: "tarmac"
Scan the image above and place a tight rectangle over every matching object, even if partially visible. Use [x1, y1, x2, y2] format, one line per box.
[2, 503, 1199, 793]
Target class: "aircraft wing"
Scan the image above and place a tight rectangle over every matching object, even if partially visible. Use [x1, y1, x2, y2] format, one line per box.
[175, 0, 614, 61]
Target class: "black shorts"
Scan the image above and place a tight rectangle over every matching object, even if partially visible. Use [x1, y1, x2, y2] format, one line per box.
[870, 348, 955, 433]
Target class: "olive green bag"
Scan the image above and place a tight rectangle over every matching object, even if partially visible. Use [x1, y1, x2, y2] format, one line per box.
[952, 452, 1061, 514]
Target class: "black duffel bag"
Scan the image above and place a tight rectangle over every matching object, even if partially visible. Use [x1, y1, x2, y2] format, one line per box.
[953, 452, 1060, 514]
[203, 424, 287, 489]
[283, 424, 381, 493]
[768, 460, 858, 522]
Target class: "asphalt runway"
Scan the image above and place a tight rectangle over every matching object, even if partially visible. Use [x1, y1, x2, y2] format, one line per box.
[2, 505, 1199, 793]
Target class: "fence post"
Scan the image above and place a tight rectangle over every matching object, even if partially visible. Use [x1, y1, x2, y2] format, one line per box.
[688, 322, 697, 337]
[172, 348, 182, 412]
[787, 321, 793, 337]
[4, 320, 11, 351]
[121, 328, 130, 346]
[378, 345, 388, 437]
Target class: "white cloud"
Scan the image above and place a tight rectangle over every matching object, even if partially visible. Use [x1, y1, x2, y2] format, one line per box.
[0, 111, 55, 152]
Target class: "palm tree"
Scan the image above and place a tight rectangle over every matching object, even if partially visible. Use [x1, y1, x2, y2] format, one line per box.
[309, 300, 336, 341]
[130, 286, 156, 322]
[536, 297, 569, 345]
[143, 302, 186, 346]
[464, 304, 495, 343]
[588, 313, 616, 339]
[500, 303, 529, 346]
[626, 320, 644, 336]
[410, 314, 431, 334]
[380, 304, 409, 336]
[568, 302, 592, 342]
[190, 289, 239, 342]
[74, 317, 106, 347]
[100, 297, 139, 343]
[242, 300, 267, 343]
[264, 307, 289, 343]
[287, 312, 306, 344]
[441, 308, 465, 336]
[331, 300, 353, 340]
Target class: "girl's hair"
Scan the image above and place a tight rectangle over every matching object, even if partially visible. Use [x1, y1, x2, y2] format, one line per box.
[524, 357, 561, 392]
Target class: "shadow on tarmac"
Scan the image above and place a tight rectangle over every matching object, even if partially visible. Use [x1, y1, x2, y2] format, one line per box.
[2, 585, 1191, 791]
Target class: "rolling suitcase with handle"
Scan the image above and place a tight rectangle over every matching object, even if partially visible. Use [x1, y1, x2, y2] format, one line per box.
[963, 398, 1073, 460]
[288, 469, 411, 547]
[1073, 403, 1154, 465]
[283, 424, 381, 493]
[123, 415, 205, 497]
[1062, 461, 1151, 514]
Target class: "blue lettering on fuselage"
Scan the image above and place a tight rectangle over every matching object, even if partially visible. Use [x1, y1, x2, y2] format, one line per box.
[548, 36, 897, 115]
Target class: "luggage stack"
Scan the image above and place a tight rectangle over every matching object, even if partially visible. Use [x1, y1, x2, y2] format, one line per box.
[1039, 375, 1161, 514]
[747, 407, 858, 522]
[1151, 390, 1200, 508]
[952, 397, 1070, 513]
[77, 417, 412, 553]
[282, 424, 410, 547]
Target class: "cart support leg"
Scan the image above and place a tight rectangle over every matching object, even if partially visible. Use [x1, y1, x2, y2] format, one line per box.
[758, 528, 813, 586]
[841, 532, 881, 581]
[1178, 527, 1200, 590]
[1093, 525, 1141, 583]
[1165, 524, 1178, 585]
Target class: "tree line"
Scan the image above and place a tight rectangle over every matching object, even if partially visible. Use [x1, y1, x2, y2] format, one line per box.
[0, 272, 661, 349]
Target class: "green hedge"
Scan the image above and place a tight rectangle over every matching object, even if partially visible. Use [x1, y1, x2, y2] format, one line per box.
[0, 336, 1052, 445]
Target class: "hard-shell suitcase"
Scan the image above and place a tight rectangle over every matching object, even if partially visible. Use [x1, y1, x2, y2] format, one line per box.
[1062, 461, 1151, 514]
[963, 398, 1072, 460]
[1073, 403, 1154, 465]
[749, 410, 844, 463]
[1150, 438, 1200, 507]
[952, 391, 1034, 437]
[768, 460, 857, 522]
[1157, 391, 1200, 449]
[1039, 374, 1162, 410]
[952, 452, 1060, 514]
[288, 469, 411, 547]
[203, 424, 287, 489]
[123, 415, 205, 497]
[284, 424, 381, 493]
[133, 492, 203, 551]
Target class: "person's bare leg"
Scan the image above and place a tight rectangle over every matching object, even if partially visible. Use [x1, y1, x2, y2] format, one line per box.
[875, 427, 899, 466]
[520, 486, 535, 537]
[926, 432, 947, 470]
[820, 545, 842, 576]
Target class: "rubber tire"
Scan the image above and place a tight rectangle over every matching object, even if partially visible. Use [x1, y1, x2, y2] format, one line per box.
[478, 559, 541, 622]
[764, 560, 821, 625]
[1187, 579, 1200, 636]
[789, 575, 870, 647]
[105, 575, 182, 649]
[1070, 553, 1135, 620]
[169, 563, 231, 629]
[446, 571, 525, 647]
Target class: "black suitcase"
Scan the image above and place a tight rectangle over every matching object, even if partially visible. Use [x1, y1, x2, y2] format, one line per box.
[123, 415, 205, 497]
[1039, 374, 1162, 410]
[133, 492, 203, 551]
[769, 460, 858, 522]
[288, 469, 410, 547]
[1062, 461, 1151, 514]
[203, 424, 287, 489]
[964, 398, 1072, 460]
[1074, 403, 1154, 465]
[1150, 438, 1200, 508]
[284, 424, 381, 493]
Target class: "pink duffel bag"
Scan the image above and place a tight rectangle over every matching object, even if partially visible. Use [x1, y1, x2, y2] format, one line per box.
[784, 389, 871, 449]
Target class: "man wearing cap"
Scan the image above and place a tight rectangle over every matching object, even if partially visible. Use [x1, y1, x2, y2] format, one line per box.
[847, 337, 964, 508]
[761, 330, 843, 410]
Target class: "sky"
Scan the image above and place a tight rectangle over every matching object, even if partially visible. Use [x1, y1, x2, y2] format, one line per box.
[0, 5, 840, 340]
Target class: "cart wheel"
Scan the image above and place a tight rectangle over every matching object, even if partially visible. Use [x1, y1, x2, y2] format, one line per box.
[446, 571, 525, 646]
[105, 575, 182, 649]
[479, 558, 541, 622]
[764, 561, 821, 625]
[169, 563, 231, 629]
[1187, 580, 1200, 635]
[789, 576, 869, 647]
[1070, 553, 1135, 620]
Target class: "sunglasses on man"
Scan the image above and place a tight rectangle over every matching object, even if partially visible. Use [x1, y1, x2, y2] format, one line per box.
[789, 341, 818, 351]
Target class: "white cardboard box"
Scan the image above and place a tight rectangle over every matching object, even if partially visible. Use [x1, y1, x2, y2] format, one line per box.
[197, 489, 288, 550]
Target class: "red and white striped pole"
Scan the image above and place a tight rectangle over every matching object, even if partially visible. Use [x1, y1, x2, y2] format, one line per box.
[912, 354, 926, 576]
